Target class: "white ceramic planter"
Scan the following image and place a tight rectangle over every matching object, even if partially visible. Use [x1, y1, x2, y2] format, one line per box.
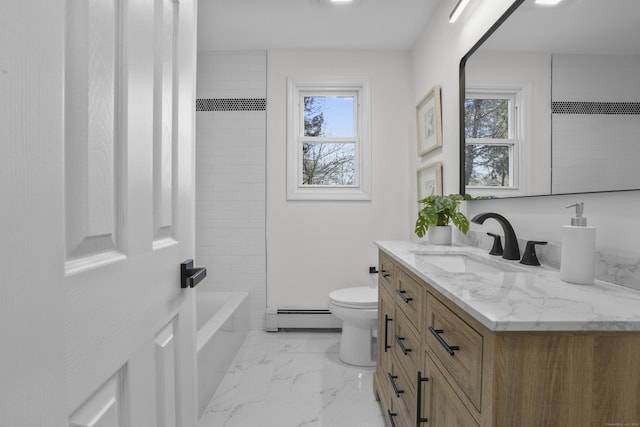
[427, 225, 452, 245]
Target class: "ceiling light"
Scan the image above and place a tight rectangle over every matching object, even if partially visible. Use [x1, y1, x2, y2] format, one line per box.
[449, 0, 471, 23]
[330, 0, 353, 3]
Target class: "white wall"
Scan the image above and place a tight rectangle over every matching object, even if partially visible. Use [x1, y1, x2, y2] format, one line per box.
[196, 51, 267, 330]
[412, 0, 640, 258]
[266, 50, 412, 309]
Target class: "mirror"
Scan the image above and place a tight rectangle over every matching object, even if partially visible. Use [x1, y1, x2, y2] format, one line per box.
[459, 0, 640, 198]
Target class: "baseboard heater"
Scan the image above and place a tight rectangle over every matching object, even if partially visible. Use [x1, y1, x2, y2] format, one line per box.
[266, 307, 342, 331]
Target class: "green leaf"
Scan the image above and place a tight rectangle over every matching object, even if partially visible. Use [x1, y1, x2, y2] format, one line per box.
[451, 212, 470, 234]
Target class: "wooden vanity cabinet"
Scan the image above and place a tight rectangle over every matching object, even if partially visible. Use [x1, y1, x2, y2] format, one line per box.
[375, 251, 394, 382]
[374, 249, 640, 427]
[374, 252, 395, 425]
[374, 252, 426, 427]
[375, 280, 394, 403]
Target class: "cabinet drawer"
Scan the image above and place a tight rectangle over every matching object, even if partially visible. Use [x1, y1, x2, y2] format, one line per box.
[395, 269, 423, 329]
[383, 394, 410, 427]
[393, 309, 421, 377]
[424, 295, 483, 410]
[379, 252, 395, 295]
[388, 354, 416, 423]
[376, 374, 407, 427]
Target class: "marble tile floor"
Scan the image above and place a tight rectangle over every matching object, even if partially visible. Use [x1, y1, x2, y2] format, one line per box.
[198, 330, 386, 427]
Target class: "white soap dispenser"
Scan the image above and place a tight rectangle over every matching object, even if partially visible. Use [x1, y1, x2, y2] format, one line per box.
[560, 202, 596, 285]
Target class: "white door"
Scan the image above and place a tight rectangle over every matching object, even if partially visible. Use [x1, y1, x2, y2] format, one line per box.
[0, 1, 199, 426]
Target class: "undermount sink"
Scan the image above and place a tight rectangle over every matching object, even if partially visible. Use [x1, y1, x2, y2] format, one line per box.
[414, 252, 528, 274]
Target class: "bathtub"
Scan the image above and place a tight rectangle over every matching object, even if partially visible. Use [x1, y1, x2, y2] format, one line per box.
[196, 291, 250, 420]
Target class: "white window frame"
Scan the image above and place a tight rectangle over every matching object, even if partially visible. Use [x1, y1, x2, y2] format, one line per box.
[287, 77, 371, 200]
[465, 87, 525, 197]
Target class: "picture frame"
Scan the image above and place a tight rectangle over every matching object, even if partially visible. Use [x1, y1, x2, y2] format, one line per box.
[416, 85, 443, 156]
[417, 162, 442, 200]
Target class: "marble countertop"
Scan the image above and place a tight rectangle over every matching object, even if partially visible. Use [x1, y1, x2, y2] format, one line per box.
[375, 240, 640, 332]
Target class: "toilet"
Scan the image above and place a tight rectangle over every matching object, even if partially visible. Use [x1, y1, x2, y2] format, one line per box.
[328, 286, 378, 367]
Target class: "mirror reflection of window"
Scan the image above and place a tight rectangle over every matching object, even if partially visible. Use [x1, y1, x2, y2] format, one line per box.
[464, 92, 520, 191]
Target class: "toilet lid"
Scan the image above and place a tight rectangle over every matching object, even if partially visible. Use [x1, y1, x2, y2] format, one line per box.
[329, 286, 378, 308]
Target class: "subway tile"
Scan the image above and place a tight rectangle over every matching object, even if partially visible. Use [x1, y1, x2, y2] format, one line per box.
[196, 50, 266, 330]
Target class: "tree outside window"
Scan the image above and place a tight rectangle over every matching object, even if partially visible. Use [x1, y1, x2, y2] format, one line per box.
[302, 96, 355, 186]
[464, 92, 519, 189]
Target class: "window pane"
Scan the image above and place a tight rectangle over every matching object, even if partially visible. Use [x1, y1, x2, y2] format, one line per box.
[465, 144, 511, 187]
[304, 96, 354, 137]
[464, 98, 509, 139]
[302, 142, 355, 185]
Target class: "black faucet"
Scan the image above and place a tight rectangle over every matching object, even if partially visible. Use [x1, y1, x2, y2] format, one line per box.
[471, 213, 520, 260]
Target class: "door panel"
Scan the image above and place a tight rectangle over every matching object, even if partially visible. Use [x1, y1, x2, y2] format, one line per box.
[155, 319, 178, 427]
[0, 0, 198, 425]
[153, 0, 178, 244]
[65, 0, 198, 423]
[68, 370, 127, 427]
[65, 0, 122, 269]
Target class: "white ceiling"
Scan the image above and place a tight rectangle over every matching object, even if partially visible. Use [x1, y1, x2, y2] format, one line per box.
[197, 0, 442, 51]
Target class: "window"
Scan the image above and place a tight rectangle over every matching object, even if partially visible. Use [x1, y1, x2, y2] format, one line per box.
[464, 89, 521, 192]
[287, 78, 371, 200]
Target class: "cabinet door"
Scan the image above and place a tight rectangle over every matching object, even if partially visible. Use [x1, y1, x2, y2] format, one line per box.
[420, 354, 479, 427]
[375, 286, 395, 411]
[377, 288, 395, 372]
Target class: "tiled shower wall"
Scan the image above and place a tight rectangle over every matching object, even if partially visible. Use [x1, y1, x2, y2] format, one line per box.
[551, 54, 640, 194]
[196, 51, 267, 330]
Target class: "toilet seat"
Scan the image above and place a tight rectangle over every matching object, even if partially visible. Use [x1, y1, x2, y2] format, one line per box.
[328, 286, 378, 309]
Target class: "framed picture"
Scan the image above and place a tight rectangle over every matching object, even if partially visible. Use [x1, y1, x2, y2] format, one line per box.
[417, 162, 442, 200]
[416, 85, 443, 156]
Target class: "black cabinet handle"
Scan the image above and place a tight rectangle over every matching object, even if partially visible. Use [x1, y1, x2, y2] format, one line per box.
[387, 409, 398, 427]
[180, 259, 207, 288]
[381, 269, 390, 278]
[395, 335, 412, 355]
[387, 372, 404, 397]
[396, 289, 413, 303]
[428, 326, 460, 356]
[416, 371, 430, 424]
[384, 314, 393, 352]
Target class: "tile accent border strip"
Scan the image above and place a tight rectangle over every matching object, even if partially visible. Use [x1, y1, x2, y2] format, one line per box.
[552, 101, 640, 115]
[196, 98, 266, 112]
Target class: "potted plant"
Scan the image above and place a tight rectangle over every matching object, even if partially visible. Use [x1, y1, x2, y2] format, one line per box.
[415, 194, 470, 245]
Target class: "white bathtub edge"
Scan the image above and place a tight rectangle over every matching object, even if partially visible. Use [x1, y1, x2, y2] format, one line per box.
[196, 292, 249, 353]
